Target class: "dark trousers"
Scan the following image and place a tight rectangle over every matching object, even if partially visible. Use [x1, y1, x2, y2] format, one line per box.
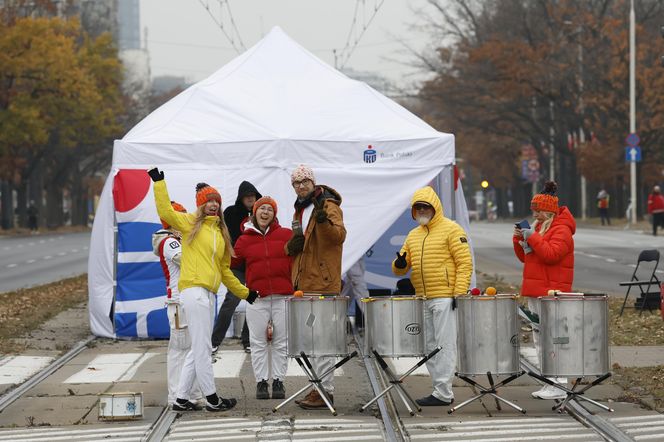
[599, 208, 610, 225]
[653, 212, 664, 236]
[211, 269, 250, 348]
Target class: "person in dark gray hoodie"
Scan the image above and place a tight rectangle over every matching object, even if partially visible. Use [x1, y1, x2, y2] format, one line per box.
[211, 181, 262, 353]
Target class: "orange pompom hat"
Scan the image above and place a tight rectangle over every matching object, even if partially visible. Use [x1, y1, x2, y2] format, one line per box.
[195, 182, 221, 208]
[531, 181, 559, 213]
[162, 201, 186, 229]
[253, 196, 278, 216]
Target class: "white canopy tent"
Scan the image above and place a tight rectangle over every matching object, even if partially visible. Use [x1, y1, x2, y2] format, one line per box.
[88, 27, 472, 339]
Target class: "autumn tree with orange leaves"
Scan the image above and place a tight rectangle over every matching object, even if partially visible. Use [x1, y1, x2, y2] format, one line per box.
[415, 0, 664, 218]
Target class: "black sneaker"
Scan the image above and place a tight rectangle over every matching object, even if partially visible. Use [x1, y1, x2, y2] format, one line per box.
[272, 379, 285, 399]
[415, 395, 454, 407]
[211, 345, 219, 355]
[206, 397, 237, 412]
[256, 380, 270, 399]
[243, 344, 251, 354]
[172, 399, 202, 411]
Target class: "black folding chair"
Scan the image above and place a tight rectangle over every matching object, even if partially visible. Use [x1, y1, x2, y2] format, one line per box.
[619, 249, 661, 316]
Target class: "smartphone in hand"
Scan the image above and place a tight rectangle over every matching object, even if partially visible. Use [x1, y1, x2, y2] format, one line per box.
[515, 219, 530, 229]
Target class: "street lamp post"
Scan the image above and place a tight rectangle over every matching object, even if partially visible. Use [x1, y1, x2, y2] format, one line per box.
[629, 0, 637, 224]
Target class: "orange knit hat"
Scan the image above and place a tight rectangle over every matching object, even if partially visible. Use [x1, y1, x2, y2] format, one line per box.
[161, 201, 186, 229]
[253, 196, 278, 216]
[195, 182, 221, 208]
[531, 181, 559, 213]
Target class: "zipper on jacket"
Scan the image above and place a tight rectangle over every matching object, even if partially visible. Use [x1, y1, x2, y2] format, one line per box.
[420, 226, 429, 296]
[212, 226, 219, 289]
[263, 231, 274, 295]
[445, 268, 450, 287]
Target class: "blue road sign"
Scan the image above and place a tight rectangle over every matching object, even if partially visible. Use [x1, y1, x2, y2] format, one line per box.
[625, 133, 640, 146]
[625, 146, 642, 162]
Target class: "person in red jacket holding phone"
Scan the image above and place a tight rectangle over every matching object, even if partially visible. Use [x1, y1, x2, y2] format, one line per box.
[233, 196, 293, 401]
[513, 181, 576, 401]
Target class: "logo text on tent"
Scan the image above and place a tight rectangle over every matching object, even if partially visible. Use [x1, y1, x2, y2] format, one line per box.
[364, 145, 377, 163]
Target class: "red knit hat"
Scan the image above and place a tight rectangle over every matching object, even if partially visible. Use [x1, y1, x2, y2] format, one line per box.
[195, 182, 221, 208]
[531, 181, 559, 213]
[161, 201, 186, 229]
[253, 196, 278, 216]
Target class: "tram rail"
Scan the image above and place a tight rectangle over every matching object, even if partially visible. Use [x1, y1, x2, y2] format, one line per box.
[520, 356, 634, 442]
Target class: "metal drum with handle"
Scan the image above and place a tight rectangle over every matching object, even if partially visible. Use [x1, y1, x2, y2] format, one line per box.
[457, 294, 520, 376]
[539, 294, 609, 377]
[287, 295, 349, 358]
[364, 296, 425, 357]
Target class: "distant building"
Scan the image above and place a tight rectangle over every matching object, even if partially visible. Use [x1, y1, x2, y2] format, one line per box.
[117, 0, 140, 50]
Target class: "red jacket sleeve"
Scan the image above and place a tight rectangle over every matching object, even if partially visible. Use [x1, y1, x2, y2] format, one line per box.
[231, 235, 247, 269]
[527, 225, 573, 265]
[513, 235, 525, 263]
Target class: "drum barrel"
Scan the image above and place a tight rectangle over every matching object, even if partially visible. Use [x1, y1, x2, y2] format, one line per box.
[539, 295, 609, 377]
[286, 295, 349, 358]
[457, 295, 520, 376]
[364, 297, 425, 358]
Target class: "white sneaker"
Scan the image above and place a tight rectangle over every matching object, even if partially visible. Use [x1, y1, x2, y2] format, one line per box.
[532, 384, 567, 400]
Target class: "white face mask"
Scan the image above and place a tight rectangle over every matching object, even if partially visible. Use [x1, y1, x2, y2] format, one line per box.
[417, 215, 431, 226]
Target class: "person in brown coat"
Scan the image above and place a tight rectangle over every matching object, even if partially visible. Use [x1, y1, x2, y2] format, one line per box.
[285, 164, 346, 409]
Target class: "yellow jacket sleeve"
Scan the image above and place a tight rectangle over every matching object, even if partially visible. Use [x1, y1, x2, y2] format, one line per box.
[448, 224, 473, 295]
[153, 180, 192, 233]
[220, 252, 249, 299]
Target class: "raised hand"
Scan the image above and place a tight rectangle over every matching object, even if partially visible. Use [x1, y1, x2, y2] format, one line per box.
[147, 167, 164, 182]
[313, 197, 328, 223]
[394, 251, 408, 269]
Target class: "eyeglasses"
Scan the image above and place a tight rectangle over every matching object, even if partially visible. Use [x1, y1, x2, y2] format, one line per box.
[292, 179, 312, 188]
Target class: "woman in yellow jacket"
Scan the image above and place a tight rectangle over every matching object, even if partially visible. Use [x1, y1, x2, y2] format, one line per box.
[148, 167, 258, 412]
[392, 186, 473, 407]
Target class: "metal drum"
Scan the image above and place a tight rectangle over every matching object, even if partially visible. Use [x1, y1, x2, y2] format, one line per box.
[287, 295, 349, 358]
[457, 294, 520, 376]
[539, 295, 609, 377]
[364, 296, 425, 357]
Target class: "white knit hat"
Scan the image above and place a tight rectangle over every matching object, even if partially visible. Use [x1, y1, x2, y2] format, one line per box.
[291, 164, 315, 184]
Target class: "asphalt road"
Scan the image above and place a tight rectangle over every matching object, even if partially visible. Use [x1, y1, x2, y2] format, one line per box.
[470, 221, 664, 296]
[0, 232, 90, 293]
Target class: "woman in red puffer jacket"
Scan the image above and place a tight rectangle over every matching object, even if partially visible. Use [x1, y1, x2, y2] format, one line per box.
[233, 196, 292, 401]
[513, 181, 575, 400]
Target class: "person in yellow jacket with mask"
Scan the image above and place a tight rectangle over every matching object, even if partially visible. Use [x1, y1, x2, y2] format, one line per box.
[392, 186, 473, 406]
[148, 167, 258, 412]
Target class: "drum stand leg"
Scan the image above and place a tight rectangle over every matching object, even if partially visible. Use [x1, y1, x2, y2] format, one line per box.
[360, 346, 442, 416]
[527, 372, 614, 413]
[448, 371, 527, 415]
[272, 351, 358, 416]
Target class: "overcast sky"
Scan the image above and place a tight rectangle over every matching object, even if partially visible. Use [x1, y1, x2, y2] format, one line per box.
[139, 0, 436, 90]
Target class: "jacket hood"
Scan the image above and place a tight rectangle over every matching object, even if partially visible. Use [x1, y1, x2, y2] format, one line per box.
[243, 217, 282, 236]
[234, 181, 262, 206]
[318, 185, 342, 206]
[152, 229, 171, 255]
[410, 186, 444, 226]
[554, 206, 576, 234]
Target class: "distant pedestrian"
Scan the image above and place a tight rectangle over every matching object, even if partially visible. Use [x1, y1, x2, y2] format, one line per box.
[27, 201, 38, 232]
[597, 189, 610, 226]
[341, 256, 370, 330]
[647, 185, 664, 236]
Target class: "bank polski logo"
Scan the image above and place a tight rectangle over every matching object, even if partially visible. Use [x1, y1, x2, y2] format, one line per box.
[363, 144, 377, 163]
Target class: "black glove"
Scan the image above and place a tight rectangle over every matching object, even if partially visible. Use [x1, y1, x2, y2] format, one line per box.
[452, 297, 457, 310]
[286, 233, 305, 256]
[394, 251, 407, 269]
[147, 167, 164, 182]
[246, 290, 259, 304]
[313, 198, 328, 224]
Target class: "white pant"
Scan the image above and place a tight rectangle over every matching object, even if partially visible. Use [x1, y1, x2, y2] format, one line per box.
[311, 357, 335, 393]
[246, 295, 288, 382]
[424, 297, 457, 401]
[527, 297, 567, 385]
[166, 303, 201, 404]
[176, 287, 217, 398]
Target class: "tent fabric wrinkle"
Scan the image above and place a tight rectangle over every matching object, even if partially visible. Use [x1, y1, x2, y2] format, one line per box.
[88, 26, 471, 339]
